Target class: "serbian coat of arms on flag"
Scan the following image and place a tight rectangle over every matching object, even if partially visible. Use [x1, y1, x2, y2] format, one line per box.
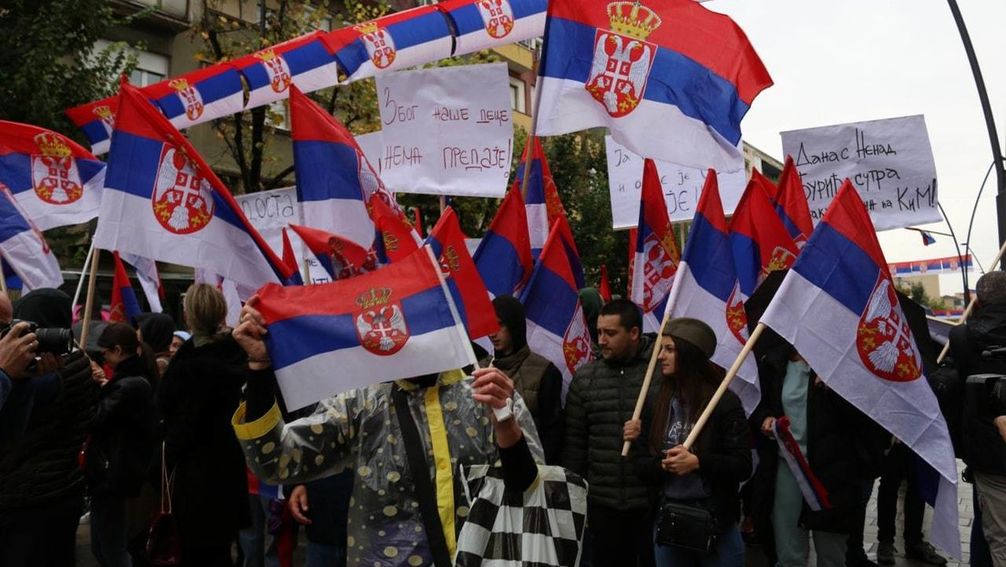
[477, 0, 516, 38]
[356, 22, 398, 70]
[585, 2, 660, 118]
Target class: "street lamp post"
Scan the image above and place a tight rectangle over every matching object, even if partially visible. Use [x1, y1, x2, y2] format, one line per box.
[947, 0, 1006, 269]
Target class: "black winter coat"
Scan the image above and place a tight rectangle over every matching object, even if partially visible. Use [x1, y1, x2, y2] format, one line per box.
[749, 331, 888, 539]
[562, 337, 658, 511]
[86, 355, 158, 497]
[157, 334, 250, 548]
[0, 351, 98, 510]
[633, 389, 752, 532]
[949, 302, 1006, 475]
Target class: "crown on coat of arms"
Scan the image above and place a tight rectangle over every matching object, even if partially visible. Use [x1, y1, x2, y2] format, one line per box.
[355, 21, 380, 35]
[607, 1, 661, 40]
[357, 288, 391, 310]
[255, 48, 278, 62]
[169, 78, 191, 92]
[34, 133, 72, 158]
[93, 105, 114, 119]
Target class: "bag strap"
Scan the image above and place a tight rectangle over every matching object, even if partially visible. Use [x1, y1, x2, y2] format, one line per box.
[159, 442, 175, 515]
[391, 385, 453, 567]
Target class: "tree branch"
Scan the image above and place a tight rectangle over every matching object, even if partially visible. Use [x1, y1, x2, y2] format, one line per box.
[265, 164, 296, 190]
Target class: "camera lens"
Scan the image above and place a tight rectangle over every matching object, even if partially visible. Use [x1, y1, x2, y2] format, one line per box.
[35, 328, 73, 355]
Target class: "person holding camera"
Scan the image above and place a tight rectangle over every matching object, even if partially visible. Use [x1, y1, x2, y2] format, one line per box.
[624, 318, 752, 567]
[949, 271, 1006, 565]
[87, 322, 159, 567]
[0, 288, 99, 567]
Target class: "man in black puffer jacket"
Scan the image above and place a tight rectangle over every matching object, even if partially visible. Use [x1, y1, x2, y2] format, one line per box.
[0, 289, 99, 566]
[563, 299, 658, 567]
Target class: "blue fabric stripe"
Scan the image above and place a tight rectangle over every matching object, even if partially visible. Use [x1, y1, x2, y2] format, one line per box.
[683, 215, 734, 303]
[521, 264, 578, 337]
[522, 160, 546, 205]
[122, 287, 143, 320]
[284, 40, 336, 75]
[335, 12, 450, 76]
[80, 121, 110, 145]
[104, 131, 163, 199]
[427, 234, 472, 330]
[792, 223, 880, 316]
[775, 204, 802, 240]
[0, 154, 32, 193]
[729, 231, 760, 297]
[155, 69, 241, 118]
[473, 230, 524, 298]
[294, 141, 365, 202]
[540, 16, 747, 144]
[267, 285, 454, 370]
[0, 195, 31, 243]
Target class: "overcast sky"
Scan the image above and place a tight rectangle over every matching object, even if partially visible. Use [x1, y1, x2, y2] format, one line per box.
[708, 0, 1005, 294]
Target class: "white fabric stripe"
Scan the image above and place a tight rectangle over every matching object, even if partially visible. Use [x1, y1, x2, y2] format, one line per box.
[0, 229, 62, 291]
[773, 420, 823, 511]
[301, 197, 374, 250]
[525, 319, 572, 400]
[341, 39, 454, 84]
[90, 139, 110, 156]
[525, 203, 548, 251]
[274, 325, 473, 410]
[14, 167, 104, 231]
[246, 63, 341, 110]
[453, 12, 546, 57]
[94, 190, 280, 290]
[760, 269, 960, 557]
[167, 91, 245, 130]
[120, 253, 162, 313]
[536, 77, 742, 171]
[667, 262, 760, 414]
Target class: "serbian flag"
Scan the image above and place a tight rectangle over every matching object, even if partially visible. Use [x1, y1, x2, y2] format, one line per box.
[664, 172, 759, 414]
[598, 264, 612, 302]
[109, 252, 143, 323]
[0, 121, 106, 231]
[513, 137, 556, 256]
[436, 0, 547, 58]
[428, 207, 499, 339]
[555, 214, 585, 290]
[229, 31, 340, 111]
[520, 223, 593, 398]
[729, 176, 799, 296]
[66, 98, 118, 155]
[93, 80, 297, 292]
[759, 181, 960, 558]
[281, 227, 299, 275]
[291, 86, 392, 249]
[257, 247, 476, 409]
[288, 223, 376, 281]
[473, 188, 534, 298]
[774, 156, 814, 247]
[921, 231, 936, 247]
[323, 6, 453, 83]
[145, 65, 245, 130]
[0, 186, 62, 290]
[630, 159, 680, 333]
[370, 194, 421, 264]
[119, 252, 164, 313]
[536, 0, 772, 170]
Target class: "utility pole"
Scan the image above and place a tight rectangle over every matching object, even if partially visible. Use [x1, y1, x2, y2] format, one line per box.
[947, 0, 1006, 269]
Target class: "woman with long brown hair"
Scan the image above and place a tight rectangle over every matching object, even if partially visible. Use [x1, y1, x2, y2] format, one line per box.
[625, 318, 752, 567]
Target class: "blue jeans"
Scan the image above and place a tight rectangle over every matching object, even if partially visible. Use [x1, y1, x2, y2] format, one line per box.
[90, 493, 132, 567]
[306, 542, 347, 567]
[653, 522, 744, 567]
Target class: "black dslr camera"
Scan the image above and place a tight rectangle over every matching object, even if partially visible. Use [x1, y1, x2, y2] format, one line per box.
[0, 319, 74, 356]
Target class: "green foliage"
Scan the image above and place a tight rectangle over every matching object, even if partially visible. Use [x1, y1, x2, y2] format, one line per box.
[0, 0, 139, 136]
[898, 281, 946, 311]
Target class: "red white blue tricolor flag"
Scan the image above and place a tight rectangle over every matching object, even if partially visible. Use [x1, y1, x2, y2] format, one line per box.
[65, 98, 118, 156]
[229, 31, 341, 110]
[473, 188, 534, 298]
[729, 175, 799, 296]
[535, 0, 772, 170]
[288, 223, 377, 281]
[323, 6, 453, 83]
[145, 65, 245, 130]
[256, 247, 477, 409]
[520, 223, 593, 399]
[0, 121, 106, 230]
[436, 0, 547, 58]
[109, 251, 143, 323]
[758, 181, 960, 558]
[665, 172, 759, 414]
[0, 186, 62, 291]
[119, 252, 164, 313]
[773, 156, 814, 248]
[93, 81, 297, 291]
[631, 159, 679, 333]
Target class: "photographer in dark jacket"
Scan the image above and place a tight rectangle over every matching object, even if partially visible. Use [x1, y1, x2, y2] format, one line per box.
[0, 289, 99, 566]
[88, 322, 158, 567]
[748, 330, 887, 567]
[949, 271, 1006, 564]
[625, 318, 751, 566]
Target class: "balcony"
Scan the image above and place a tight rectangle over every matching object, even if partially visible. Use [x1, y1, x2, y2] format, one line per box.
[111, 0, 192, 30]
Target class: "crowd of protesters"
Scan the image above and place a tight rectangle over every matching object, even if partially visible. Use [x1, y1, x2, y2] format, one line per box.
[0, 273, 1004, 567]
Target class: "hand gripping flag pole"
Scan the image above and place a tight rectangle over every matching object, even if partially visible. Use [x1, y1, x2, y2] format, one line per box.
[937, 236, 1006, 363]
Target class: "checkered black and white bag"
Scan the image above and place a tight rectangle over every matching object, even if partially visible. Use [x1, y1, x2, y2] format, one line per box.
[455, 464, 588, 567]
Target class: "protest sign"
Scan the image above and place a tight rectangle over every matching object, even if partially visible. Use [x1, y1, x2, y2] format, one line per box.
[605, 136, 747, 229]
[376, 63, 513, 197]
[355, 130, 384, 173]
[235, 186, 328, 284]
[781, 115, 939, 231]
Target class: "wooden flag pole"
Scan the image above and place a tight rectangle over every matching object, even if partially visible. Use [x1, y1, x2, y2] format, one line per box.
[79, 248, 102, 348]
[682, 323, 766, 450]
[936, 237, 1006, 364]
[72, 244, 96, 309]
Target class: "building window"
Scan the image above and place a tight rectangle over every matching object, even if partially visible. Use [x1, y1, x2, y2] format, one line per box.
[509, 76, 527, 114]
[94, 39, 170, 87]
